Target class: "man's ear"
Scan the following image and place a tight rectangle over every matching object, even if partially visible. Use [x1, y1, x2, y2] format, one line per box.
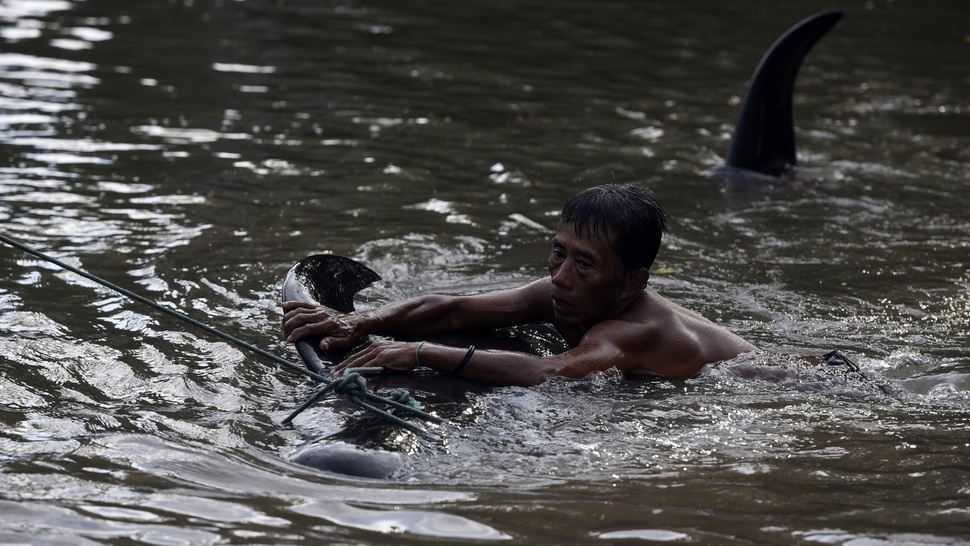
[622, 267, 650, 297]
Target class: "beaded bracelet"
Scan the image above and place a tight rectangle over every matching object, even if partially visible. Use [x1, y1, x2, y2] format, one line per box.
[452, 345, 475, 376]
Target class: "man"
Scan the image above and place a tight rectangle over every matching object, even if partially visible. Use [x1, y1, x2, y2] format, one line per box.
[282, 183, 759, 386]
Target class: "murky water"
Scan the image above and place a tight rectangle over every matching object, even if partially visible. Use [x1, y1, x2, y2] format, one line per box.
[1, 0, 968, 543]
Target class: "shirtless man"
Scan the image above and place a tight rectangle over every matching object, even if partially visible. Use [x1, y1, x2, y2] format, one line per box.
[282, 183, 759, 385]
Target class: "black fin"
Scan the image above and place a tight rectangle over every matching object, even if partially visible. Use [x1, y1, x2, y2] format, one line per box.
[725, 10, 842, 177]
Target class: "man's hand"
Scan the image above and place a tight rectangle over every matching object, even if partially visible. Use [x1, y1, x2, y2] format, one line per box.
[281, 301, 364, 352]
[332, 339, 420, 377]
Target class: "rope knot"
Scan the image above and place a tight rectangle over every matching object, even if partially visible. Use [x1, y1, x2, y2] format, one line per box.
[281, 366, 442, 435]
[329, 372, 368, 400]
[387, 388, 422, 410]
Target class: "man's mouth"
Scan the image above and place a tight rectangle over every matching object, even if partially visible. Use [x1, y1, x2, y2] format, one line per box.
[552, 296, 572, 312]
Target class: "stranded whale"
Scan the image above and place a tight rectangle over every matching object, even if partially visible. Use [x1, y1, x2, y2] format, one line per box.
[281, 11, 846, 478]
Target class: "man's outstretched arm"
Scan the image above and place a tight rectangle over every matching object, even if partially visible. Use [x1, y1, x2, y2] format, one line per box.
[282, 278, 553, 353]
[330, 319, 650, 387]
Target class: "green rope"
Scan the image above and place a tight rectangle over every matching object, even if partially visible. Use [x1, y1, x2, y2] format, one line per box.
[0, 232, 441, 435]
[282, 367, 439, 435]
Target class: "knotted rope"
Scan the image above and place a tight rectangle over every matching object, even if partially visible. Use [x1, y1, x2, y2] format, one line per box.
[0, 232, 441, 436]
[282, 367, 439, 436]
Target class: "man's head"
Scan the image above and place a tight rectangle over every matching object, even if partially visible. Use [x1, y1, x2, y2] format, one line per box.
[559, 183, 667, 274]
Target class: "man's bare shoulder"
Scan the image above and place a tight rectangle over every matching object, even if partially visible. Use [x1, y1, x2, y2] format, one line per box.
[582, 288, 757, 378]
[583, 290, 667, 346]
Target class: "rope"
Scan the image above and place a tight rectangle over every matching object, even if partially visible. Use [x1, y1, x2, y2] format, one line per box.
[281, 367, 439, 436]
[0, 232, 441, 435]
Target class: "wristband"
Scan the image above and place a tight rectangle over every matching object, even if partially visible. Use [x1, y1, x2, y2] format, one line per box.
[415, 341, 425, 367]
[452, 345, 475, 376]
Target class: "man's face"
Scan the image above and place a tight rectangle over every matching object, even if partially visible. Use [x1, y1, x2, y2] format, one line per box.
[547, 222, 631, 326]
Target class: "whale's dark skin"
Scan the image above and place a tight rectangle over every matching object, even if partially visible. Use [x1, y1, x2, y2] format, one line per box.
[290, 442, 402, 480]
[709, 10, 843, 180]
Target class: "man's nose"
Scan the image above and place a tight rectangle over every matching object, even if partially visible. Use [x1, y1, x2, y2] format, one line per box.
[550, 261, 572, 287]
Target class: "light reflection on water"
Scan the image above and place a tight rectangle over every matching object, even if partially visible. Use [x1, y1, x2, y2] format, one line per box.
[1, 0, 969, 543]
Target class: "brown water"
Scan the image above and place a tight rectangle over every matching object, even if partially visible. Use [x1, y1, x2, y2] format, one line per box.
[1, 0, 968, 544]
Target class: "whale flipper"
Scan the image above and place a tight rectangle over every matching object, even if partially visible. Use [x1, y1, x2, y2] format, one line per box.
[282, 254, 382, 374]
[283, 254, 381, 315]
[722, 10, 843, 178]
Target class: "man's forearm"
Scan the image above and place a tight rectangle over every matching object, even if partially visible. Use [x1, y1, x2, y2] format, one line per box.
[358, 294, 464, 338]
[351, 280, 547, 346]
[413, 342, 554, 387]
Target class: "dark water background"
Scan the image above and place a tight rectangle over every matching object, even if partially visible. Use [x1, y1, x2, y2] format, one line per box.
[1, 0, 968, 544]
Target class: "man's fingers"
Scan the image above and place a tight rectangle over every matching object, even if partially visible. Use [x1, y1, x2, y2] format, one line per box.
[285, 320, 335, 342]
[331, 343, 377, 376]
[281, 305, 341, 341]
[281, 300, 317, 313]
[318, 335, 351, 352]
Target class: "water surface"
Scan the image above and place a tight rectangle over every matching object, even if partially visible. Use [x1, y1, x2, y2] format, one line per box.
[1, 0, 968, 544]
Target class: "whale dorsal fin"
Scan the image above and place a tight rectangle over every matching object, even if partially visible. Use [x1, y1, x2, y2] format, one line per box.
[726, 10, 842, 177]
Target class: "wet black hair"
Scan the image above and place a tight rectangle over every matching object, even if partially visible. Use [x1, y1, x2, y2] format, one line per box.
[559, 183, 667, 273]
